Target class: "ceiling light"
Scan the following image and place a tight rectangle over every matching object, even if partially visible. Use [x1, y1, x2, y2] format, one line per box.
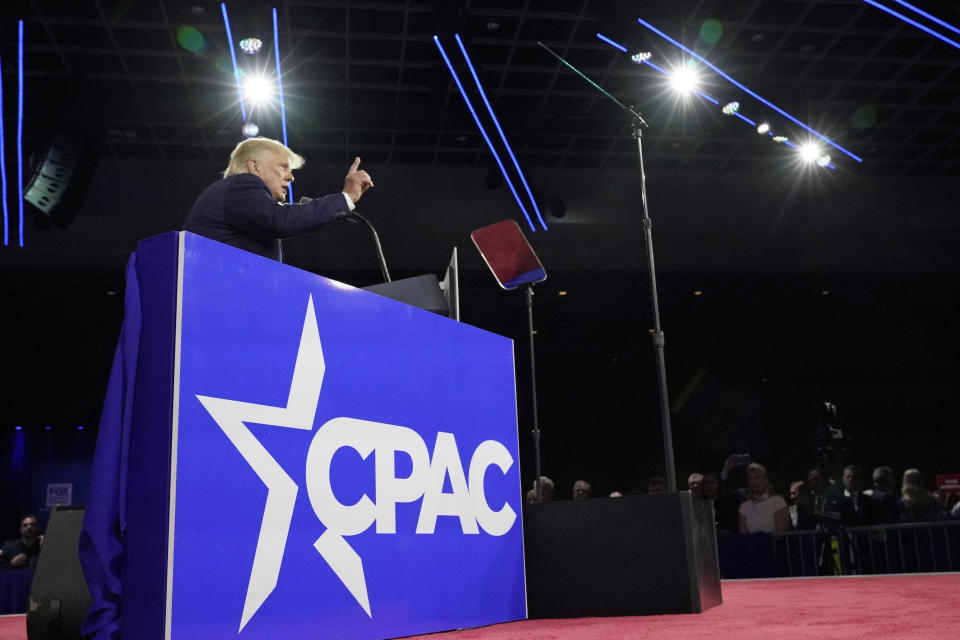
[799, 142, 822, 163]
[669, 63, 700, 94]
[772, 135, 788, 143]
[239, 37, 262, 54]
[757, 123, 770, 134]
[631, 51, 653, 64]
[721, 101, 740, 115]
[816, 154, 832, 167]
[242, 121, 260, 138]
[242, 74, 274, 107]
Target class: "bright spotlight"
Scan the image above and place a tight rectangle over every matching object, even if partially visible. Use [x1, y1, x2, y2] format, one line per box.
[243, 74, 274, 107]
[721, 101, 740, 115]
[799, 142, 822, 163]
[816, 154, 832, 167]
[757, 122, 770, 134]
[668, 63, 700, 94]
[631, 51, 653, 64]
[242, 121, 260, 138]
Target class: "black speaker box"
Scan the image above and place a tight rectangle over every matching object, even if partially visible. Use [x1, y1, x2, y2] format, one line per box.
[27, 505, 92, 640]
[524, 492, 722, 618]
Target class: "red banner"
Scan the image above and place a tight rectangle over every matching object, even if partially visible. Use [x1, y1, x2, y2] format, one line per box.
[936, 474, 960, 493]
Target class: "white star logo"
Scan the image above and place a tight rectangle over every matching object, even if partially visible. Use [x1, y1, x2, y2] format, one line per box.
[195, 295, 371, 631]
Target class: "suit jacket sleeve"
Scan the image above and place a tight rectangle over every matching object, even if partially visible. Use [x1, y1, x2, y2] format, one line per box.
[224, 173, 351, 239]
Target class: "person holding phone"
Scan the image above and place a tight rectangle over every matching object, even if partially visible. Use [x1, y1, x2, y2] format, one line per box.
[738, 463, 790, 534]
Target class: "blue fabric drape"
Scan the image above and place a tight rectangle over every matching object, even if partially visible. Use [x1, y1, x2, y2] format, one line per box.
[78, 254, 141, 640]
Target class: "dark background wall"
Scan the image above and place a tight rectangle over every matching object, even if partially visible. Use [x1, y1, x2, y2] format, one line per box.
[2, 157, 959, 532]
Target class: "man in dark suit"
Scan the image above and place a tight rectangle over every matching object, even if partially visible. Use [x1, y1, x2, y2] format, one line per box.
[0, 514, 43, 569]
[184, 137, 374, 261]
[824, 465, 883, 526]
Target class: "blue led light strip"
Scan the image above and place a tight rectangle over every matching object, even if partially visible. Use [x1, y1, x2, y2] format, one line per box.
[697, 91, 719, 105]
[861, 0, 960, 50]
[221, 3, 247, 122]
[18, 20, 24, 247]
[433, 37, 536, 232]
[596, 32, 627, 52]
[0, 48, 8, 246]
[454, 34, 547, 231]
[272, 8, 293, 203]
[734, 112, 756, 126]
[637, 18, 863, 163]
[891, 0, 960, 35]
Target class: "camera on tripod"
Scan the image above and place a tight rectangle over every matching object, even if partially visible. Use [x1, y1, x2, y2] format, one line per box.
[810, 402, 852, 473]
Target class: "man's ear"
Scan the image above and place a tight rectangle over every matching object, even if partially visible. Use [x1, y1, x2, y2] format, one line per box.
[245, 158, 259, 175]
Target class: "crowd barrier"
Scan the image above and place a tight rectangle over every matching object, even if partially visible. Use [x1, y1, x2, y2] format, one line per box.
[718, 521, 960, 578]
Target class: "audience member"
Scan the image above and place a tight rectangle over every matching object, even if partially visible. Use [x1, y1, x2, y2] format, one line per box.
[687, 473, 704, 498]
[806, 465, 831, 512]
[899, 469, 942, 522]
[788, 481, 817, 530]
[846, 465, 883, 525]
[944, 493, 960, 517]
[703, 472, 741, 533]
[648, 476, 667, 495]
[572, 480, 592, 501]
[863, 465, 900, 523]
[529, 476, 555, 503]
[721, 454, 751, 500]
[738, 463, 789, 534]
[0, 515, 43, 569]
[608, 491, 624, 498]
[819, 465, 879, 526]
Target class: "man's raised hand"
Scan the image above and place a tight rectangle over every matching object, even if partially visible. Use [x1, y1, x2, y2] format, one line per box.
[343, 156, 374, 203]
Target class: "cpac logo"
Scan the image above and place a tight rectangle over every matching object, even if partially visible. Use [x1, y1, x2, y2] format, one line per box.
[195, 296, 517, 631]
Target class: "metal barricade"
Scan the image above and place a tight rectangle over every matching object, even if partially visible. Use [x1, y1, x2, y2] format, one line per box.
[772, 520, 960, 577]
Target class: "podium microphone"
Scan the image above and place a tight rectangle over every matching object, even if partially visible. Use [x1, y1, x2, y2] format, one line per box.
[299, 196, 392, 283]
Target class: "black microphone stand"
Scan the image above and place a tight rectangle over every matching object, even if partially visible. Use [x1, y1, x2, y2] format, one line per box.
[525, 284, 543, 502]
[538, 42, 678, 492]
[348, 211, 392, 283]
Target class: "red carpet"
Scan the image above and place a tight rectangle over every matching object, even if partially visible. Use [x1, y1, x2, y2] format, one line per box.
[406, 574, 960, 640]
[2, 574, 957, 639]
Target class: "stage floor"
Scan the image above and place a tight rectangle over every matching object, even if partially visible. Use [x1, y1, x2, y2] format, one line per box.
[2, 573, 957, 640]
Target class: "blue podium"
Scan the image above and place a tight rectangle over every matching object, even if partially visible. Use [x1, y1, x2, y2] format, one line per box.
[86, 232, 526, 639]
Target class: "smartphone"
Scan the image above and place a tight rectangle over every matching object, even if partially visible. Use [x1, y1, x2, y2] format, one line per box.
[733, 453, 751, 466]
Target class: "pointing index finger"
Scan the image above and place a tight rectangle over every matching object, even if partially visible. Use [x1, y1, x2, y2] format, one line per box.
[348, 156, 361, 174]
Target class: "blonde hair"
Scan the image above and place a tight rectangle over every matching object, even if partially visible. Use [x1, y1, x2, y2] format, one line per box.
[223, 137, 304, 177]
[901, 468, 925, 501]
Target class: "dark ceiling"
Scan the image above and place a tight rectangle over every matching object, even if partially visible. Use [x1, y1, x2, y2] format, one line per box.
[4, 0, 960, 177]
[2, 0, 959, 491]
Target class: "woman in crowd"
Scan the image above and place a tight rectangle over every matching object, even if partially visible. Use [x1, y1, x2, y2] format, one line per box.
[898, 468, 942, 521]
[738, 463, 790, 534]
